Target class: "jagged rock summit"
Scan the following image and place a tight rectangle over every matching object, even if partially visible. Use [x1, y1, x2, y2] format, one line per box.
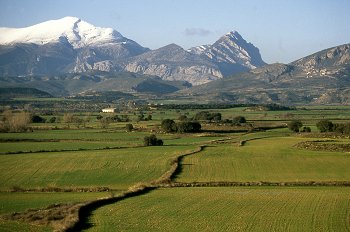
[188, 30, 266, 76]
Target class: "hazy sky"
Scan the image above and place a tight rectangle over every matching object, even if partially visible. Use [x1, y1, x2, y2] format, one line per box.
[0, 0, 349, 63]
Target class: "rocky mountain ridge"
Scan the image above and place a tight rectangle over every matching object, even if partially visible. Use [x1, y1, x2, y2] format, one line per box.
[174, 43, 350, 104]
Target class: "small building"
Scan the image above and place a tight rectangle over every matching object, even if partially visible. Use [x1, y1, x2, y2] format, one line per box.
[102, 108, 117, 113]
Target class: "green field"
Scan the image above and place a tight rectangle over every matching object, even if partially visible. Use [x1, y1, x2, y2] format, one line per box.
[0, 220, 51, 232]
[0, 145, 197, 191]
[177, 136, 350, 183]
[87, 187, 350, 232]
[0, 192, 110, 214]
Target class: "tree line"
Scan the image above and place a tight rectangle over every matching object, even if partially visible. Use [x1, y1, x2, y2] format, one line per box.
[287, 119, 350, 134]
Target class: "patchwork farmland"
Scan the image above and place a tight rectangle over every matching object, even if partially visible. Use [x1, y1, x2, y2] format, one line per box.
[0, 105, 349, 231]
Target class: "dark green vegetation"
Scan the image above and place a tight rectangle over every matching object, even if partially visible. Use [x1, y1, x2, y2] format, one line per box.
[0, 104, 349, 231]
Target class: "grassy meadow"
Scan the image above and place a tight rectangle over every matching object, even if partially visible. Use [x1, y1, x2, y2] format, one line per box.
[87, 187, 350, 232]
[177, 136, 350, 183]
[0, 145, 197, 191]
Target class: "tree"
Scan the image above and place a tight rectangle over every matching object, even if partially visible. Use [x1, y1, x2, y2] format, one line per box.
[126, 123, 133, 132]
[316, 120, 334, 132]
[211, 113, 222, 122]
[144, 134, 163, 146]
[287, 120, 303, 132]
[233, 116, 246, 125]
[100, 117, 111, 129]
[63, 113, 74, 127]
[178, 115, 188, 121]
[1, 110, 31, 132]
[31, 115, 46, 123]
[176, 121, 201, 133]
[48, 117, 57, 123]
[301, 126, 311, 132]
[193, 111, 222, 122]
[161, 119, 177, 133]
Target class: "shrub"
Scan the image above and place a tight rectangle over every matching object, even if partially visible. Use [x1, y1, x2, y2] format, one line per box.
[287, 120, 303, 132]
[333, 123, 350, 135]
[178, 115, 188, 121]
[161, 119, 177, 133]
[126, 123, 133, 132]
[176, 121, 201, 133]
[1, 110, 31, 132]
[99, 117, 111, 129]
[31, 115, 46, 123]
[301, 126, 311, 132]
[144, 134, 163, 146]
[48, 117, 57, 123]
[316, 120, 334, 132]
[193, 111, 222, 122]
[233, 116, 246, 124]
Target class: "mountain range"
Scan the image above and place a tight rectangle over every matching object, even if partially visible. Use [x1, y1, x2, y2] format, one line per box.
[0, 17, 349, 105]
[0, 16, 265, 85]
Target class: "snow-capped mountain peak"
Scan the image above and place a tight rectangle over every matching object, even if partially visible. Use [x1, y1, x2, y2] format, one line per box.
[0, 16, 124, 48]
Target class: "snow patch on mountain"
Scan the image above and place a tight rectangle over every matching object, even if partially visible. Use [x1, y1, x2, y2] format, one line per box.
[0, 16, 126, 48]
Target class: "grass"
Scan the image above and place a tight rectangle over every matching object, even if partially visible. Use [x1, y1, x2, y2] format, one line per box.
[0, 219, 51, 232]
[0, 192, 111, 214]
[0, 141, 125, 154]
[86, 187, 350, 232]
[0, 129, 150, 142]
[0, 145, 197, 191]
[176, 136, 350, 183]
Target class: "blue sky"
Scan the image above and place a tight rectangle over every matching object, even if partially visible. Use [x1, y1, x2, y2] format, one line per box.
[0, 0, 349, 63]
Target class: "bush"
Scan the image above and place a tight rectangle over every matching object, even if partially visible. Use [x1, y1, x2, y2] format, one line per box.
[333, 123, 350, 135]
[126, 123, 133, 132]
[178, 115, 188, 121]
[31, 115, 46, 123]
[161, 119, 177, 133]
[176, 121, 201, 133]
[287, 120, 303, 132]
[144, 134, 163, 146]
[99, 117, 111, 129]
[193, 111, 222, 122]
[48, 117, 57, 123]
[316, 120, 334, 132]
[301, 126, 311, 132]
[1, 110, 31, 132]
[233, 116, 246, 124]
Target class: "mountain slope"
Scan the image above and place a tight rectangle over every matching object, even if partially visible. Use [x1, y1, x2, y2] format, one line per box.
[174, 44, 350, 105]
[124, 44, 222, 85]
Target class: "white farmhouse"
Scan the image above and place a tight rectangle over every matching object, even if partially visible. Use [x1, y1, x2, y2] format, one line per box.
[102, 108, 117, 113]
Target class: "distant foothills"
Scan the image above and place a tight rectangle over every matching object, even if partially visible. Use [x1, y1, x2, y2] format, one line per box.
[0, 17, 349, 105]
